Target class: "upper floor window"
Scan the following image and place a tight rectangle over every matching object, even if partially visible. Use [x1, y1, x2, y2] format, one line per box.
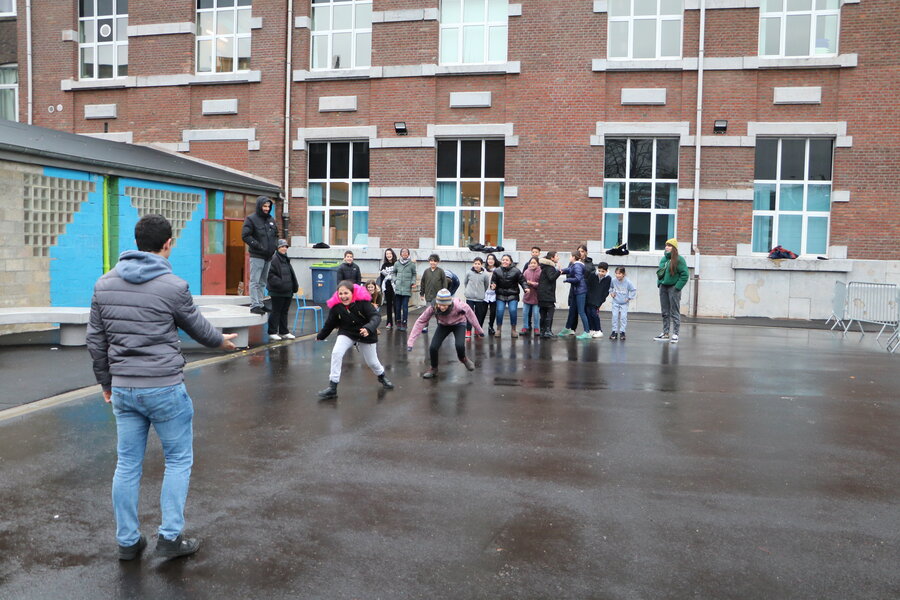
[608, 0, 683, 60]
[311, 0, 372, 70]
[79, 0, 128, 79]
[0, 0, 16, 17]
[436, 139, 505, 248]
[440, 0, 508, 65]
[752, 138, 833, 255]
[196, 0, 252, 73]
[308, 141, 370, 246]
[0, 64, 17, 122]
[760, 0, 839, 57]
[603, 138, 679, 252]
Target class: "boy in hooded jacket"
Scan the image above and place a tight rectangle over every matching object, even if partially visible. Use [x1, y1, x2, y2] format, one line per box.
[407, 289, 484, 379]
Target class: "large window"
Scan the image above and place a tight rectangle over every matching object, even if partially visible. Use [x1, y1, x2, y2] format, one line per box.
[0, 65, 16, 122]
[608, 0, 682, 60]
[311, 0, 372, 70]
[603, 138, 679, 252]
[0, 0, 16, 17]
[308, 142, 369, 246]
[79, 0, 128, 79]
[196, 0, 252, 73]
[752, 138, 833, 255]
[436, 140, 504, 248]
[760, 0, 839, 57]
[440, 0, 508, 65]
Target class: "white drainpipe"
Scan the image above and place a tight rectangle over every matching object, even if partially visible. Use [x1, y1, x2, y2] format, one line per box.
[26, 0, 34, 124]
[282, 0, 294, 236]
[691, 0, 706, 318]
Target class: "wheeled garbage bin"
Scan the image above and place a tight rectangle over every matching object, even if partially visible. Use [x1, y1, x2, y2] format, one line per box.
[310, 262, 340, 304]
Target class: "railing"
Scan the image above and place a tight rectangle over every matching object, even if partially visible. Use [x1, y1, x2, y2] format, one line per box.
[843, 281, 899, 341]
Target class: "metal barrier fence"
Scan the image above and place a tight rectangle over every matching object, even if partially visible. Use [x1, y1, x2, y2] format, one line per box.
[844, 281, 899, 340]
[825, 280, 848, 332]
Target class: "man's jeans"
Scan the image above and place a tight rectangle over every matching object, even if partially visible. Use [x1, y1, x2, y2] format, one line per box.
[249, 257, 271, 309]
[111, 383, 194, 546]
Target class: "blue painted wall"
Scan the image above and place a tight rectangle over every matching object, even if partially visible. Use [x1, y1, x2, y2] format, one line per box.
[47, 167, 105, 307]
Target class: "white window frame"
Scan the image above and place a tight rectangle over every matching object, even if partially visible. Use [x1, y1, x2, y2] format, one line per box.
[310, 0, 372, 70]
[0, 0, 16, 17]
[307, 141, 370, 247]
[78, 0, 129, 80]
[607, 0, 683, 60]
[602, 137, 679, 253]
[439, 0, 508, 66]
[0, 64, 17, 122]
[759, 0, 840, 58]
[752, 137, 833, 256]
[196, 0, 253, 74]
[435, 139, 505, 249]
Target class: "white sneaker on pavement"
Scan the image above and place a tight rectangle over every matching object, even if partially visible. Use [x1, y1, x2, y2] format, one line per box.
[669, 334, 679, 343]
[282, 333, 296, 340]
[269, 334, 282, 341]
[591, 330, 604, 338]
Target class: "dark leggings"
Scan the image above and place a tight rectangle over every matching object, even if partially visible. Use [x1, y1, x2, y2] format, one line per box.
[488, 301, 497, 329]
[268, 296, 292, 334]
[466, 300, 488, 332]
[383, 283, 395, 326]
[539, 305, 556, 331]
[429, 323, 467, 368]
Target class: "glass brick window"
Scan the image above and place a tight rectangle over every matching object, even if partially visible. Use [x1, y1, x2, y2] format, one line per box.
[752, 138, 833, 255]
[436, 140, 504, 248]
[196, 0, 252, 74]
[79, 0, 129, 79]
[440, 0, 508, 65]
[759, 0, 839, 57]
[0, 0, 16, 17]
[0, 64, 17, 122]
[608, 0, 683, 60]
[603, 138, 679, 252]
[311, 0, 372, 70]
[308, 141, 369, 246]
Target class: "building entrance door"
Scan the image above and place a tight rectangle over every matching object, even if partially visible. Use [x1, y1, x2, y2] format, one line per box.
[225, 219, 248, 295]
[201, 219, 226, 295]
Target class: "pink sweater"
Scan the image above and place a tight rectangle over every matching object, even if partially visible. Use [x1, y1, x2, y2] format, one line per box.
[522, 266, 541, 304]
[406, 298, 484, 347]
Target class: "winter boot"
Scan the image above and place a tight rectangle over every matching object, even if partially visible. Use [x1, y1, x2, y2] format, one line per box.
[318, 381, 338, 399]
[378, 373, 394, 389]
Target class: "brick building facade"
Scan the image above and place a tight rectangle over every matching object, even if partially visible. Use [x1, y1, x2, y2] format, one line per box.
[7, 0, 900, 318]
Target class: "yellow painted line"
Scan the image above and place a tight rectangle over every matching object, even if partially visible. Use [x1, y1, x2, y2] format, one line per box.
[0, 334, 315, 423]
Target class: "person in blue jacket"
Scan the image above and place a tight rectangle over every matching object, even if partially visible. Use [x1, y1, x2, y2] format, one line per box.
[558, 247, 592, 340]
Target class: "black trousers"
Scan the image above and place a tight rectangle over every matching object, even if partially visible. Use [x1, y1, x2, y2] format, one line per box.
[429, 323, 467, 368]
[466, 300, 488, 331]
[383, 282, 395, 326]
[488, 301, 497, 329]
[268, 295, 292, 334]
[539, 305, 556, 331]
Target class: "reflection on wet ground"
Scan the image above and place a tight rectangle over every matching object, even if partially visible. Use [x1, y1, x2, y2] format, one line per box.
[1, 320, 898, 599]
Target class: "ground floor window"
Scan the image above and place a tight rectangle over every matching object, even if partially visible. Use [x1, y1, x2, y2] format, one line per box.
[0, 64, 17, 121]
[603, 137, 679, 252]
[308, 141, 369, 246]
[436, 139, 504, 248]
[752, 138, 833, 255]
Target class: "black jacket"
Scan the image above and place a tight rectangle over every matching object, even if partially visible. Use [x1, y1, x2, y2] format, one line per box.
[336, 261, 362, 284]
[241, 196, 278, 259]
[586, 266, 611, 307]
[491, 265, 525, 302]
[266, 252, 299, 297]
[317, 301, 381, 344]
[537, 258, 561, 306]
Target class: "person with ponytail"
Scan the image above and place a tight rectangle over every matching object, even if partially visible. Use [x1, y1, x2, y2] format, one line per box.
[653, 239, 690, 344]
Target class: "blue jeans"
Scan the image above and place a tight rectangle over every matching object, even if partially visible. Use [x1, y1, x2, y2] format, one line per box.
[394, 294, 411, 324]
[111, 383, 194, 546]
[496, 299, 518, 328]
[522, 303, 540, 329]
[567, 293, 590, 332]
[249, 257, 271, 309]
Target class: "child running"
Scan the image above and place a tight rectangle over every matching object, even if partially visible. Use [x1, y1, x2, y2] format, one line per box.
[407, 289, 484, 379]
[609, 267, 637, 341]
[316, 280, 394, 398]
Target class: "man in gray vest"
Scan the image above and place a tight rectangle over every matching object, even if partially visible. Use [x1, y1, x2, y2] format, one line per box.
[87, 214, 237, 561]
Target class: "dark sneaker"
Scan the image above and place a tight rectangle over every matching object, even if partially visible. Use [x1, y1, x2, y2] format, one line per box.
[377, 373, 394, 390]
[653, 332, 669, 341]
[250, 306, 266, 315]
[461, 357, 475, 371]
[118, 534, 147, 561]
[620, 333, 626, 341]
[155, 534, 200, 559]
[422, 367, 437, 379]
[609, 332, 618, 340]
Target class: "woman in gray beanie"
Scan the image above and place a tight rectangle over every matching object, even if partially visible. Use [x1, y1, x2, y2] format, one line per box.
[266, 239, 298, 340]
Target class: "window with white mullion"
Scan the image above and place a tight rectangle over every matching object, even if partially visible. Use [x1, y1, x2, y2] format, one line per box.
[196, 0, 252, 74]
[79, 0, 129, 80]
[436, 139, 505, 248]
[0, 0, 16, 17]
[608, 0, 683, 60]
[759, 0, 840, 57]
[440, 0, 508, 65]
[0, 64, 17, 122]
[310, 0, 372, 70]
[752, 137, 833, 255]
[602, 138, 679, 252]
[308, 141, 370, 247]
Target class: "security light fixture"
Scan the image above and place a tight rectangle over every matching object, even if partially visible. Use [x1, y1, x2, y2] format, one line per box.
[394, 122, 408, 136]
[713, 119, 728, 134]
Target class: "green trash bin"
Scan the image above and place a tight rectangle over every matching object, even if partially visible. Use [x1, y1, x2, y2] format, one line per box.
[310, 262, 341, 304]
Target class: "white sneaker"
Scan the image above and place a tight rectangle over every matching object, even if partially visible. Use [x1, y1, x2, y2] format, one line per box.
[669, 334, 679, 343]
[591, 330, 604, 338]
[282, 333, 296, 340]
[269, 334, 282, 341]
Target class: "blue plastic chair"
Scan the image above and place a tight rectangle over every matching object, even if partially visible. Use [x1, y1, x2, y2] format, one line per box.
[292, 289, 323, 334]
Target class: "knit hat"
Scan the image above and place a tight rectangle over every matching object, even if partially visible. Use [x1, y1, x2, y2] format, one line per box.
[665, 238, 678, 249]
[277, 239, 288, 248]
[435, 289, 453, 305]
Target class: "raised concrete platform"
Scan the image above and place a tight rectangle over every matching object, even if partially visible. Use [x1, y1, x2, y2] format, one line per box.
[192, 295, 252, 307]
[198, 304, 267, 347]
[0, 307, 91, 346]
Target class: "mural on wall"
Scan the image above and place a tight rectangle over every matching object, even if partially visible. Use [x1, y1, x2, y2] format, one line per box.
[124, 187, 202, 239]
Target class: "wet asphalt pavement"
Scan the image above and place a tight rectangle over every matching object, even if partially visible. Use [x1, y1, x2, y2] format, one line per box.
[0, 319, 898, 599]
